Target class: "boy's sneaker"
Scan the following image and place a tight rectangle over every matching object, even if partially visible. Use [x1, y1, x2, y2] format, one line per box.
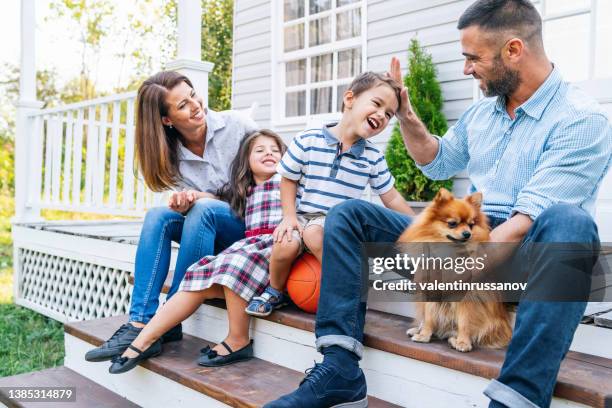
[245, 286, 289, 317]
[263, 347, 367, 408]
[85, 323, 142, 362]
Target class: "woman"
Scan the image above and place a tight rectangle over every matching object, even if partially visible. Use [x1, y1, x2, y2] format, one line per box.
[85, 71, 258, 362]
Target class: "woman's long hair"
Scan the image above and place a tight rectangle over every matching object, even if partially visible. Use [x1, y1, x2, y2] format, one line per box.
[217, 130, 287, 218]
[135, 71, 193, 191]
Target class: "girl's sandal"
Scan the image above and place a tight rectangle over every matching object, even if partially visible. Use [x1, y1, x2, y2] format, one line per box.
[245, 286, 289, 317]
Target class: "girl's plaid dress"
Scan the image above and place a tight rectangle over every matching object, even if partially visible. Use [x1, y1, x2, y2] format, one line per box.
[179, 174, 282, 301]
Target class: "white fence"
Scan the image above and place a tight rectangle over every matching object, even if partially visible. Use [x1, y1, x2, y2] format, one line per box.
[24, 92, 163, 217]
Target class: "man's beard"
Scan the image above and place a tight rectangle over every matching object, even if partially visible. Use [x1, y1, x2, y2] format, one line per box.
[481, 55, 521, 97]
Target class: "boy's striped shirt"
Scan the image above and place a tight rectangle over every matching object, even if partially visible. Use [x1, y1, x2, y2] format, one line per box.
[278, 125, 395, 214]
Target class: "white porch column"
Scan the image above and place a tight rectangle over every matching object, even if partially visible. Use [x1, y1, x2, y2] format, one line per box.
[14, 0, 44, 223]
[166, 0, 214, 106]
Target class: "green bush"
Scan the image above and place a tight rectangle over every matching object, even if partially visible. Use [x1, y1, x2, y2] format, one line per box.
[201, 0, 234, 111]
[386, 39, 453, 201]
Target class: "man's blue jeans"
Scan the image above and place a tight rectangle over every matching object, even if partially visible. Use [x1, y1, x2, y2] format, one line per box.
[129, 198, 245, 324]
[315, 199, 599, 408]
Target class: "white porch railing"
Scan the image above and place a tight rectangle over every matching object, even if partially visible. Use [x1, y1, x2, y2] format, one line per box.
[24, 92, 164, 217]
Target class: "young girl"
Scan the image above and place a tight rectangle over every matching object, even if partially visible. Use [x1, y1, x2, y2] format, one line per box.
[108, 130, 286, 373]
[246, 72, 415, 317]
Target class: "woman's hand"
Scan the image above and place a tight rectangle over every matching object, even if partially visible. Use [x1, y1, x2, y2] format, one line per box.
[168, 190, 198, 213]
[273, 216, 303, 243]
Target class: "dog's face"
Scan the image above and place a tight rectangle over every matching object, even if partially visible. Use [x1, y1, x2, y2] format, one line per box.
[423, 188, 489, 242]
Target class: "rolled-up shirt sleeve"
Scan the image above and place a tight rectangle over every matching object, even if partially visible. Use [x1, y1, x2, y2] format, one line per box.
[416, 112, 470, 180]
[513, 113, 612, 219]
[277, 136, 306, 181]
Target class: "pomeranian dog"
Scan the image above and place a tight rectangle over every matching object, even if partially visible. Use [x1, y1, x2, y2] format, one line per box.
[399, 188, 512, 352]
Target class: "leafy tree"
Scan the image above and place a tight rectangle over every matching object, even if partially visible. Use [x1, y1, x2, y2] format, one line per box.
[386, 39, 453, 201]
[1, 64, 62, 112]
[0, 139, 14, 194]
[2, 2, 177, 196]
[201, 0, 234, 110]
[47, 0, 176, 95]
[0, 63, 63, 194]
[48, 0, 114, 99]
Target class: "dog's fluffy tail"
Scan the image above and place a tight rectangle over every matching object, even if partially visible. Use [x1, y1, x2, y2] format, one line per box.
[478, 303, 513, 349]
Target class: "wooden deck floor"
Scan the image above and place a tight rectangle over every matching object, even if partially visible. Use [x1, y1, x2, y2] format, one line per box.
[16, 220, 145, 244]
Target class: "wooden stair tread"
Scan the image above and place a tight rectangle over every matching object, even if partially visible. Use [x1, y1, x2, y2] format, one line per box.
[64, 316, 400, 408]
[0, 366, 139, 408]
[128, 279, 612, 407]
[231, 300, 612, 407]
[205, 299, 612, 407]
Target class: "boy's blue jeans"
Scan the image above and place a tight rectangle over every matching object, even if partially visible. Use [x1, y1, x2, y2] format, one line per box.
[129, 198, 245, 324]
[315, 199, 599, 408]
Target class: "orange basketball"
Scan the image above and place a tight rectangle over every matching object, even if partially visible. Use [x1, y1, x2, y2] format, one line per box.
[286, 253, 321, 314]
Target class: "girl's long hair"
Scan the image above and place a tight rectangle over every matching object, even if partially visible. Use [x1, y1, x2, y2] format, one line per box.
[217, 130, 287, 218]
[135, 71, 194, 191]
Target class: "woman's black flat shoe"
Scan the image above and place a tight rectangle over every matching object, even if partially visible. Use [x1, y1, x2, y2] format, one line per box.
[198, 340, 254, 367]
[108, 340, 162, 374]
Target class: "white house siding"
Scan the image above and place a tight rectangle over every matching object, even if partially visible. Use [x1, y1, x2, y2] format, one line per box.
[232, 0, 475, 196]
[232, 0, 273, 128]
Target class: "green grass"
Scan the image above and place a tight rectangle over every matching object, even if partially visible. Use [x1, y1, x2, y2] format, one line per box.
[1, 192, 14, 304]
[0, 304, 65, 377]
[0, 191, 134, 377]
[0, 193, 65, 377]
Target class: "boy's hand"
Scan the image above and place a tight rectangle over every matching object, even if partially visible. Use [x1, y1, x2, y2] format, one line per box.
[168, 190, 198, 213]
[274, 216, 303, 243]
[388, 57, 415, 123]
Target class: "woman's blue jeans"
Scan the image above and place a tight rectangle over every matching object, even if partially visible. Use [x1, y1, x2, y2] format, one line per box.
[315, 199, 599, 408]
[129, 198, 245, 324]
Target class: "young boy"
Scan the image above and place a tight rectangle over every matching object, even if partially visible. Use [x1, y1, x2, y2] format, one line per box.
[246, 72, 415, 316]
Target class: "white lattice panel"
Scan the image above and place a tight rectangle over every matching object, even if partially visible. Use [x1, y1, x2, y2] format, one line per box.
[17, 248, 131, 321]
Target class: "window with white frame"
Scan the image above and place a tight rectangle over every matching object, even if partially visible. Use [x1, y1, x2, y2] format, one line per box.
[279, 0, 365, 121]
[533, 0, 612, 82]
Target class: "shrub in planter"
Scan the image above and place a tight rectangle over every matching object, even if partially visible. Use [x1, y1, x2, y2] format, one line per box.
[386, 38, 453, 202]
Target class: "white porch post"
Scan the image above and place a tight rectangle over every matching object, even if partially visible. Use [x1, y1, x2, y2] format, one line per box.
[14, 0, 44, 305]
[166, 0, 214, 106]
[14, 0, 44, 224]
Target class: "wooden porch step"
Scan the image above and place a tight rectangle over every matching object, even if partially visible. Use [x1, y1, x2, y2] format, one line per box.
[64, 316, 400, 408]
[128, 277, 612, 407]
[208, 300, 612, 408]
[0, 366, 138, 408]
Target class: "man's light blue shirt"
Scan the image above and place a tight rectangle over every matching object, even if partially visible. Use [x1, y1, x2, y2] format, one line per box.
[418, 66, 612, 220]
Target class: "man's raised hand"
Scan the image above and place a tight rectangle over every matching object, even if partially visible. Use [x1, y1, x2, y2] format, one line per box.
[388, 57, 414, 123]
